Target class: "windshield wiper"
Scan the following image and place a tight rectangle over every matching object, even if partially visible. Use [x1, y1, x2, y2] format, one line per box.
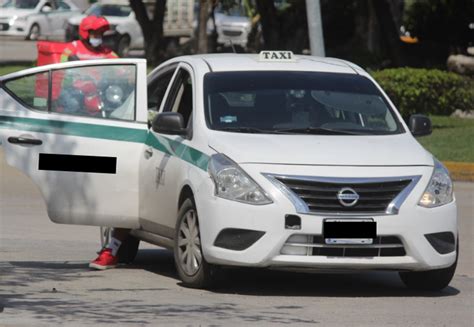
[273, 127, 365, 135]
[216, 126, 275, 134]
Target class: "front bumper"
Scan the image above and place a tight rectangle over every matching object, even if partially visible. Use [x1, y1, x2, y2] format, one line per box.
[196, 165, 457, 272]
[0, 21, 28, 37]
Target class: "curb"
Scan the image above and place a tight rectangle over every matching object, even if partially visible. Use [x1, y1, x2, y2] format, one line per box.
[443, 161, 474, 182]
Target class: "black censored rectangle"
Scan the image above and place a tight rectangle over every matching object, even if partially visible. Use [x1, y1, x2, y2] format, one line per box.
[323, 221, 376, 239]
[39, 153, 117, 174]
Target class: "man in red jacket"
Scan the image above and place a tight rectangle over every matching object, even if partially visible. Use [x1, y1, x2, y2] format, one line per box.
[61, 15, 118, 62]
[60, 16, 132, 270]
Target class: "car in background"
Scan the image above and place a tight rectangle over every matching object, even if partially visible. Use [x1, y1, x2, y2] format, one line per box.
[0, 0, 79, 40]
[214, 6, 251, 50]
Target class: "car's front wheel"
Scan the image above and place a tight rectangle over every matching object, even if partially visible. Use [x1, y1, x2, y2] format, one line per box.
[399, 246, 458, 291]
[27, 23, 40, 40]
[174, 198, 219, 288]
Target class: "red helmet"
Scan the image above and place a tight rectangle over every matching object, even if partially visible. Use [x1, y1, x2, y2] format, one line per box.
[79, 16, 110, 40]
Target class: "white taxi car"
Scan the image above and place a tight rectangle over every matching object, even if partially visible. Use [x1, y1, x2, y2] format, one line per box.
[0, 52, 457, 290]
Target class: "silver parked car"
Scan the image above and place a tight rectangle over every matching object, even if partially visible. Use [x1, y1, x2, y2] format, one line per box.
[0, 0, 79, 40]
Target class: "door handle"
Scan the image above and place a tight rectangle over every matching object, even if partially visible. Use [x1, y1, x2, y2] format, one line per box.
[8, 136, 43, 146]
[144, 147, 153, 158]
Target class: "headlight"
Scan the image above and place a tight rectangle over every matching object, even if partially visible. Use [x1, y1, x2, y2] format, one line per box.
[10, 16, 26, 24]
[208, 153, 272, 205]
[418, 159, 454, 208]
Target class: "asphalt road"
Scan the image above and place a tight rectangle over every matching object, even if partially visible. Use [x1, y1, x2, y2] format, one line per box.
[0, 150, 473, 326]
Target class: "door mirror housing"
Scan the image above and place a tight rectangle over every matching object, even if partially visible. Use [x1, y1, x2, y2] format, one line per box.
[152, 112, 187, 135]
[41, 5, 52, 13]
[409, 114, 432, 137]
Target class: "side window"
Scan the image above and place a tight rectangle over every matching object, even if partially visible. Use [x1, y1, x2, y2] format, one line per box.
[57, 1, 71, 10]
[165, 69, 193, 128]
[147, 67, 176, 124]
[50, 65, 136, 121]
[4, 71, 50, 111]
[4, 65, 136, 121]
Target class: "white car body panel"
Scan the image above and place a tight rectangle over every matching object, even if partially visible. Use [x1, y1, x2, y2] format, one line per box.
[0, 54, 457, 274]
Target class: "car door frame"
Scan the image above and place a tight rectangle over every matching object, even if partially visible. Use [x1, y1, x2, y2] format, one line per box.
[139, 62, 199, 238]
[0, 58, 148, 228]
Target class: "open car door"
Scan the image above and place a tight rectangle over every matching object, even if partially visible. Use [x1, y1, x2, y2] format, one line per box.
[0, 59, 148, 228]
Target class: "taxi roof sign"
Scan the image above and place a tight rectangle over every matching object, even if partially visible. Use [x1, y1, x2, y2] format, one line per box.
[259, 51, 296, 62]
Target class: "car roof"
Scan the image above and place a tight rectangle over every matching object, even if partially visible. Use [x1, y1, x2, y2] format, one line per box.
[186, 54, 361, 74]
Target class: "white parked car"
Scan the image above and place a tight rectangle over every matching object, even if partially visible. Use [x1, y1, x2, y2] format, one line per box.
[0, 52, 457, 290]
[214, 7, 251, 49]
[0, 0, 79, 40]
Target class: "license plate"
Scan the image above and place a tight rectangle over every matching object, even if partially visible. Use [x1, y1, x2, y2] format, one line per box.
[323, 219, 376, 245]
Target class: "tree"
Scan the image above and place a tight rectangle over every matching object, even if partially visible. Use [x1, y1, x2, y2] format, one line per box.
[197, 0, 209, 53]
[255, 0, 279, 49]
[129, 0, 166, 66]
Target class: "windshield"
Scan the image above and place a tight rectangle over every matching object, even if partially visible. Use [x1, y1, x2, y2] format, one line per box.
[204, 71, 404, 135]
[2, 0, 40, 9]
[85, 4, 131, 17]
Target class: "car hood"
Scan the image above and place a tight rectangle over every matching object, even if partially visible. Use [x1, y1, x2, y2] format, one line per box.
[0, 8, 35, 18]
[208, 132, 434, 167]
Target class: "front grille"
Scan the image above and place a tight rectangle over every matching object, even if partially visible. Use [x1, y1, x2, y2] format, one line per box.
[275, 176, 413, 214]
[223, 30, 242, 37]
[281, 235, 406, 257]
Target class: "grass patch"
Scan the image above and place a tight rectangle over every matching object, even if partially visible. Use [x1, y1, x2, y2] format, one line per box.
[0, 63, 35, 76]
[418, 115, 474, 163]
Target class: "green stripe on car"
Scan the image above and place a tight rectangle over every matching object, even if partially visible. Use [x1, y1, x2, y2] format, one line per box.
[0, 115, 210, 171]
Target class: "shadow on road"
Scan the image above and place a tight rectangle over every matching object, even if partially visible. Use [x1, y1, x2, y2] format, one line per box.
[133, 248, 460, 298]
[0, 248, 462, 325]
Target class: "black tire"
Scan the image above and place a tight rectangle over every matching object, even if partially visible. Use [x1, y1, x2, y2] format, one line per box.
[117, 35, 131, 58]
[174, 198, 220, 289]
[117, 234, 140, 264]
[27, 23, 40, 41]
[399, 243, 458, 291]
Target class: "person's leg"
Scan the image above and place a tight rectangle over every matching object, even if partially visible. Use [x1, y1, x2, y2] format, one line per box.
[89, 228, 130, 270]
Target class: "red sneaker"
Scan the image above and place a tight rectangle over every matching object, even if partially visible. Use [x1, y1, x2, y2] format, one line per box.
[89, 248, 118, 270]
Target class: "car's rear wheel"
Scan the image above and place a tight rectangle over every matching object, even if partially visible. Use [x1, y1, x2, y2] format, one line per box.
[174, 198, 219, 288]
[399, 243, 458, 291]
[27, 23, 40, 40]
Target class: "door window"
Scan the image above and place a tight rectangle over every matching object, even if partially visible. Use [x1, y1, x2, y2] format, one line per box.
[4, 65, 137, 121]
[4, 71, 49, 111]
[147, 66, 176, 124]
[164, 69, 193, 128]
[57, 1, 70, 10]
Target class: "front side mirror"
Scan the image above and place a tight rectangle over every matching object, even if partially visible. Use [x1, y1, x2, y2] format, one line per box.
[41, 5, 52, 13]
[152, 112, 187, 135]
[409, 114, 432, 137]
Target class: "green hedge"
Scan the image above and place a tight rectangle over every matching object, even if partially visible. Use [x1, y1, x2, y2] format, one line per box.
[371, 68, 474, 116]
